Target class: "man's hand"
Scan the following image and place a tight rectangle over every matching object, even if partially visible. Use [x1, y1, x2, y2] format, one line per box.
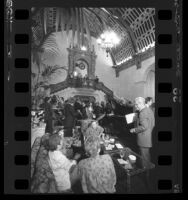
[130, 128, 136, 133]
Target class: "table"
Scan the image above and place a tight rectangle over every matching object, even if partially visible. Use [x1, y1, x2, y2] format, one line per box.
[110, 147, 155, 193]
[96, 135, 155, 193]
[71, 129, 155, 193]
[100, 136, 125, 155]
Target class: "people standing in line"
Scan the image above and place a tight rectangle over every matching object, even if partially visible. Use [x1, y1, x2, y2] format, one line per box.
[130, 97, 155, 169]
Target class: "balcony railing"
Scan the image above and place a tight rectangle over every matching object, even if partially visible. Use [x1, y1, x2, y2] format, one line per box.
[50, 77, 114, 97]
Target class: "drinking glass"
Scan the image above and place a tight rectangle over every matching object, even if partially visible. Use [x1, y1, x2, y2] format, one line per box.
[120, 150, 125, 159]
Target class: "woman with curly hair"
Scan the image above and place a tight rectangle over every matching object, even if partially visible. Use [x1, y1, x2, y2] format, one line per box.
[70, 135, 117, 193]
[83, 120, 105, 141]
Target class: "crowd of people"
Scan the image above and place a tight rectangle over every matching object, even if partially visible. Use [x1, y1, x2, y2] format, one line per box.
[40, 95, 123, 137]
[31, 94, 155, 193]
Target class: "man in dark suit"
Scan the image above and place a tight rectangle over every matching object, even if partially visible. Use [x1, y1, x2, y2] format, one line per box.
[93, 102, 103, 119]
[44, 97, 53, 134]
[130, 97, 155, 168]
[64, 98, 80, 137]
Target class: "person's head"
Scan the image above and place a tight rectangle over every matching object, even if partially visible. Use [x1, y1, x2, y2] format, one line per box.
[84, 135, 101, 157]
[68, 97, 75, 105]
[145, 97, 153, 107]
[61, 97, 64, 102]
[134, 97, 146, 111]
[96, 102, 99, 106]
[48, 134, 63, 151]
[120, 97, 125, 105]
[101, 101, 105, 106]
[50, 95, 57, 105]
[44, 96, 50, 103]
[86, 102, 90, 107]
[89, 120, 98, 129]
[58, 129, 64, 137]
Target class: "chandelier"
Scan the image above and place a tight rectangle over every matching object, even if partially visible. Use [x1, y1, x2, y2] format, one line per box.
[97, 30, 120, 57]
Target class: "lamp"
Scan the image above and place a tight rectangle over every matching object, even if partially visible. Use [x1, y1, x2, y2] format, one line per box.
[73, 71, 78, 77]
[97, 30, 120, 57]
[81, 46, 87, 51]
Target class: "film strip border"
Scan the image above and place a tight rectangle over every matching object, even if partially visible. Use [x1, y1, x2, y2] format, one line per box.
[155, 0, 182, 193]
[4, 0, 182, 194]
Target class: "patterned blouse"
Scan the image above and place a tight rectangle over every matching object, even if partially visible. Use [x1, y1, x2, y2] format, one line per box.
[70, 154, 116, 193]
[84, 126, 104, 140]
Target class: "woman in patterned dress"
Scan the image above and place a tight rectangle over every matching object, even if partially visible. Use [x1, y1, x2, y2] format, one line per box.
[70, 135, 117, 193]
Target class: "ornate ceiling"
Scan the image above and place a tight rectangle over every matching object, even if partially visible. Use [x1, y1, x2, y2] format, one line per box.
[32, 7, 155, 66]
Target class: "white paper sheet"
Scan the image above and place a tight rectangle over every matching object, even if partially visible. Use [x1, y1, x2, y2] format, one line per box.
[125, 113, 136, 124]
[117, 159, 128, 165]
[115, 143, 124, 149]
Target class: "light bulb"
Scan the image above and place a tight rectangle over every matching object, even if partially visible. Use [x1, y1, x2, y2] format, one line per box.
[73, 71, 78, 76]
[97, 38, 102, 44]
[81, 46, 87, 51]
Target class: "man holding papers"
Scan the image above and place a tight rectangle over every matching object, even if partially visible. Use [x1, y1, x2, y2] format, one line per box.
[130, 97, 155, 168]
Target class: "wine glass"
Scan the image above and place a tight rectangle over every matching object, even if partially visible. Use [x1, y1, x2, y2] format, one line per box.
[120, 150, 125, 159]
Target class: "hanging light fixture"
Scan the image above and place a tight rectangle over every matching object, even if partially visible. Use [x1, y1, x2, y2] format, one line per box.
[97, 29, 120, 57]
[81, 46, 87, 51]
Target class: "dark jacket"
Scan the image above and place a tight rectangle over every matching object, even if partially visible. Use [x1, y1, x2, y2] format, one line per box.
[64, 103, 78, 128]
[135, 107, 155, 148]
[44, 102, 54, 133]
[93, 105, 103, 118]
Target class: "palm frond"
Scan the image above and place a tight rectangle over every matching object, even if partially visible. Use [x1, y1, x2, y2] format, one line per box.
[55, 8, 60, 32]
[60, 8, 65, 39]
[43, 8, 47, 35]
[71, 8, 76, 46]
[66, 9, 71, 37]
[83, 11, 91, 49]
[76, 8, 80, 48]
[80, 8, 84, 46]
[41, 33, 61, 57]
[41, 64, 67, 78]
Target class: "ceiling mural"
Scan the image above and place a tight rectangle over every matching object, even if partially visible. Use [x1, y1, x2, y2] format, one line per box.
[31, 7, 155, 66]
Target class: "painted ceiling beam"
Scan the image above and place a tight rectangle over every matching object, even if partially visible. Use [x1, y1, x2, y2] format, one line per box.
[105, 9, 137, 54]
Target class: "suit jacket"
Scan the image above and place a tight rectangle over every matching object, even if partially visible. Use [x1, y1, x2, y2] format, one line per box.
[135, 107, 155, 148]
[64, 103, 77, 128]
[93, 105, 103, 118]
[44, 102, 53, 122]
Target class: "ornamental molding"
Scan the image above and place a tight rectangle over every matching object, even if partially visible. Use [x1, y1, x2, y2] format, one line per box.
[114, 47, 155, 77]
